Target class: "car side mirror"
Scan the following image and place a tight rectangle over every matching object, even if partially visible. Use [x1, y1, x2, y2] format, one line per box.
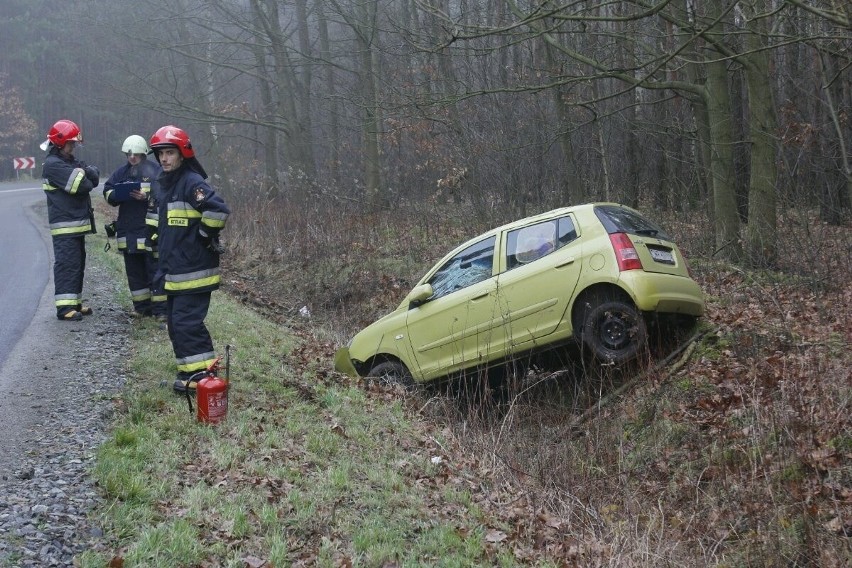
[407, 283, 434, 309]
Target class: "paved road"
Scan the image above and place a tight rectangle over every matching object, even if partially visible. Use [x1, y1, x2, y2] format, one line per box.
[0, 182, 51, 368]
[0, 177, 130, 464]
[0, 180, 133, 566]
[0, 181, 56, 467]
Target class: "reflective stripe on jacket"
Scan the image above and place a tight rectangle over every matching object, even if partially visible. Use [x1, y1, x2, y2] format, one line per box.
[103, 159, 162, 253]
[42, 150, 97, 238]
[157, 164, 230, 295]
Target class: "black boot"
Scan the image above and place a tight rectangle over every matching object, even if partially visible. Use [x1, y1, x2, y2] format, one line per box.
[172, 374, 197, 395]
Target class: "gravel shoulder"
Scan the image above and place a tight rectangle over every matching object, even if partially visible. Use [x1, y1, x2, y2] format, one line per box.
[0, 202, 131, 567]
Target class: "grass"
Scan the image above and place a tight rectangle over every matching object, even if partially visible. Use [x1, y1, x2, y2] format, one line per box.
[81, 240, 497, 566]
[79, 197, 851, 567]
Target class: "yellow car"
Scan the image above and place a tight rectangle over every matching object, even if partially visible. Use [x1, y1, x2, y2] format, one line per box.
[334, 203, 704, 385]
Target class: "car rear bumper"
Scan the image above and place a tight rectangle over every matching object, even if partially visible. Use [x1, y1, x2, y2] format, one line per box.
[620, 272, 705, 316]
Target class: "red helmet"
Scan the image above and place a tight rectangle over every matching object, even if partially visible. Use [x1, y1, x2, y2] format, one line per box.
[47, 119, 82, 146]
[149, 125, 194, 158]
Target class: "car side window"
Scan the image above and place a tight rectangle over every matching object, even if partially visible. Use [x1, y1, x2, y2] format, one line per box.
[428, 236, 496, 299]
[507, 216, 577, 270]
[557, 216, 578, 246]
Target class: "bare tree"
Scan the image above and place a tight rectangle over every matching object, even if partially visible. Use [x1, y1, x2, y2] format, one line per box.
[4, 0, 847, 251]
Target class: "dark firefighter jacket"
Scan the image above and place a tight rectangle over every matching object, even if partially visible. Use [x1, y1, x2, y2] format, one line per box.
[103, 159, 162, 253]
[42, 149, 99, 238]
[157, 163, 230, 295]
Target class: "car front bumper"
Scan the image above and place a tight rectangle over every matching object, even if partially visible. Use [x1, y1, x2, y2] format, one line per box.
[333, 347, 360, 378]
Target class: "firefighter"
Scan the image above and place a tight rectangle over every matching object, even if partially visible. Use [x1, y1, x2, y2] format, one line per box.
[41, 119, 100, 321]
[103, 135, 165, 318]
[148, 125, 230, 393]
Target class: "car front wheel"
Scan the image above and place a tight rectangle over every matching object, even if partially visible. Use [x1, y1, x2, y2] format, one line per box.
[367, 361, 414, 388]
[581, 300, 647, 364]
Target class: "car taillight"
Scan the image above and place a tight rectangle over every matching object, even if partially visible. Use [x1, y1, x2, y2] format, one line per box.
[610, 233, 642, 271]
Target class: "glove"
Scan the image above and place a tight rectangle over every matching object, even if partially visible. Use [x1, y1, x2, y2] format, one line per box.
[209, 238, 226, 255]
[199, 227, 225, 254]
[198, 227, 213, 246]
[84, 165, 100, 185]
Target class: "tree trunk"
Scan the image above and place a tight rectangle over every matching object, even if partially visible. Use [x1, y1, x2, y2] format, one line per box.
[705, 58, 742, 261]
[743, 15, 779, 266]
[818, 50, 852, 224]
[248, 0, 279, 195]
[294, 0, 316, 179]
[535, 17, 582, 203]
[316, 1, 340, 186]
[255, 0, 302, 194]
[353, 2, 382, 209]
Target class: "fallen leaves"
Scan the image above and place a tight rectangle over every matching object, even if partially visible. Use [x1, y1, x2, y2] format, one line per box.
[214, 213, 851, 565]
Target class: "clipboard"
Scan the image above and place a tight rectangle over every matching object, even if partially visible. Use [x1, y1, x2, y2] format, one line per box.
[110, 181, 142, 202]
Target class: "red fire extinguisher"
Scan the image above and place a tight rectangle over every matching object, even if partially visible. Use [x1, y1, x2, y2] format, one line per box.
[185, 345, 230, 424]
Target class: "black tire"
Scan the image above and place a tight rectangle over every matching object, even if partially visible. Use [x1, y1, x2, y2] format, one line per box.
[367, 361, 414, 388]
[581, 300, 647, 364]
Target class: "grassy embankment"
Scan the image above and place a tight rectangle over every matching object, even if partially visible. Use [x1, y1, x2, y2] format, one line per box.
[81, 210, 508, 567]
[81, 198, 850, 567]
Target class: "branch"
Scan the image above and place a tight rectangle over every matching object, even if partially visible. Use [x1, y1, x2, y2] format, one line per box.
[782, 0, 851, 29]
[567, 328, 711, 432]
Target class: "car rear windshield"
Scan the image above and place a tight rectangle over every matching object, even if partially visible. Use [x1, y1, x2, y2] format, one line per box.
[594, 205, 670, 240]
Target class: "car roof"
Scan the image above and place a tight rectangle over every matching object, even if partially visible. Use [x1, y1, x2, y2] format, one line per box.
[452, 201, 621, 249]
[413, 201, 637, 292]
[413, 202, 628, 284]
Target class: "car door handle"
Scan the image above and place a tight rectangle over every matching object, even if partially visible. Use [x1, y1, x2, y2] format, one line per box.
[470, 292, 490, 301]
[555, 257, 575, 268]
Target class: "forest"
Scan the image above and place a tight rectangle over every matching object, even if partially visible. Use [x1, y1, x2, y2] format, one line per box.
[0, 0, 849, 266]
[1, 2, 850, 565]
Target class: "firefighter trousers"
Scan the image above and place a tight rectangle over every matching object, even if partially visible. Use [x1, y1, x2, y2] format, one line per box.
[124, 251, 152, 315]
[52, 235, 86, 317]
[167, 292, 216, 378]
[124, 252, 165, 316]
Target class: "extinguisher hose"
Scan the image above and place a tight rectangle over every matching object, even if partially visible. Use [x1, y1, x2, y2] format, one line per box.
[184, 370, 208, 415]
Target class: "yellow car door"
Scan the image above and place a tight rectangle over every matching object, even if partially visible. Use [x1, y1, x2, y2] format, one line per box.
[495, 215, 583, 351]
[403, 236, 501, 381]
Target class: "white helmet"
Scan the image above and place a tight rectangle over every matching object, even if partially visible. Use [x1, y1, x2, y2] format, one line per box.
[122, 134, 149, 155]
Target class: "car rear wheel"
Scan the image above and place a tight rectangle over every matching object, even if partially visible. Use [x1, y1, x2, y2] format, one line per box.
[367, 361, 414, 388]
[581, 300, 647, 364]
